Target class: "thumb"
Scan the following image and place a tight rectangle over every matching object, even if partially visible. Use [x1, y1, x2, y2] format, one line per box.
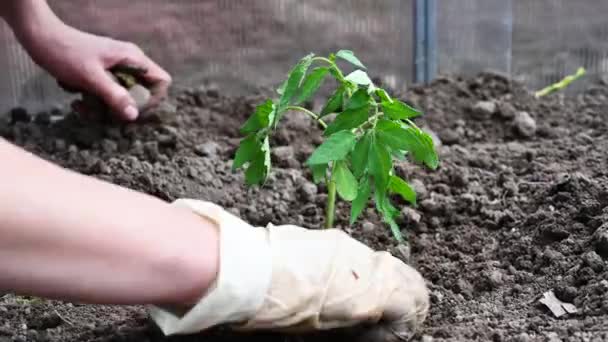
[83, 66, 138, 121]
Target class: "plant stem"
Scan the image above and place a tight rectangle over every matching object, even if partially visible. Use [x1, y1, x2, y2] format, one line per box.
[287, 106, 328, 129]
[312, 57, 345, 79]
[325, 162, 337, 229]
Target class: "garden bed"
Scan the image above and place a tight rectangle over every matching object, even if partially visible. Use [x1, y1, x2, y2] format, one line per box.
[1, 72, 607, 341]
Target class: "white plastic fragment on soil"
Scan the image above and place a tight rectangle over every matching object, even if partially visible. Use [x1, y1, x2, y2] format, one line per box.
[539, 290, 577, 318]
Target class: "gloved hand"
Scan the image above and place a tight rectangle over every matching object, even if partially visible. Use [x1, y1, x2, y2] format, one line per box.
[148, 199, 430, 340]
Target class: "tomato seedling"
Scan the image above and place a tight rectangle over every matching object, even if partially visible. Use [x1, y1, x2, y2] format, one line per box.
[232, 51, 439, 242]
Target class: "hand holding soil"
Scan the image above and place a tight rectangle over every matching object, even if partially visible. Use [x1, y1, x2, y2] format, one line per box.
[4, 1, 170, 121]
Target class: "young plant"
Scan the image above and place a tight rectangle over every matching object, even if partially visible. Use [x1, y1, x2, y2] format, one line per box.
[535, 67, 586, 98]
[232, 51, 439, 242]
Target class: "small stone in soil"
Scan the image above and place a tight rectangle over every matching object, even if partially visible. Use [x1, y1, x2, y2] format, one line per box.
[471, 100, 497, 119]
[195, 141, 219, 157]
[440, 129, 461, 145]
[129, 84, 151, 110]
[362, 221, 375, 232]
[513, 111, 537, 138]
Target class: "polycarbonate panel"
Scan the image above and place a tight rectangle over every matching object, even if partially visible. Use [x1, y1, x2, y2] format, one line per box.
[512, 0, 608, 90]
[435, 0, 608, 92]
[436, 0, 513, 77]
[0, 0, 413, 115]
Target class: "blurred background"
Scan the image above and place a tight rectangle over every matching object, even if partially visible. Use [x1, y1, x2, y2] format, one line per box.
[1, 0, 608, 114]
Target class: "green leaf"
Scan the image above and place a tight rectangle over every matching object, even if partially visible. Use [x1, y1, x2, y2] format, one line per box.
[392, 149, 407, 161]
[244, 136, 271, 186]
[336, 50, 366, 70]
[381, 100, 421, 120]
[311, 163, 328, 184]
[334, 161, 358, 201]
[415, 129, 439, 169]
[375, 88, 392, 102]
[350, 176, 371, 225]
[345, 70, 373, 86]
[345, 88, 371, 110]
[232, 134, 259, 170]
[375, 119, 412, 151]
[295, 67, 329, 105]
[389, 175, 416, 206]
[374, 182, 404, 242]
[306, 131, 357, 165]
[320, 86, 345, 116]
[240, 100, 275, 134]
[351, 132, 372, 178]
[324, 104, 369, 136]
[277, 53, 314, 114]
[368, 135, 392, 189]
[376, 119, 439, 170]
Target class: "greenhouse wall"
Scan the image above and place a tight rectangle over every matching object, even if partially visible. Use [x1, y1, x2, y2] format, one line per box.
[1, 0, 608, 115]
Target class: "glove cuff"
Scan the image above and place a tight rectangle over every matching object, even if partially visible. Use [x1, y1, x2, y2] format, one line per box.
[148, 199, 273, 335]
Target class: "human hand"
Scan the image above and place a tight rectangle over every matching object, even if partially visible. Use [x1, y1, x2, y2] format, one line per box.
[148, 199, 430, 341]
[21, 22, 171, 121]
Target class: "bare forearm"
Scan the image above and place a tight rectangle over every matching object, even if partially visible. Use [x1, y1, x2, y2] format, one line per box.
[0, 139, 218, 306]
[0, 0, 61, 38]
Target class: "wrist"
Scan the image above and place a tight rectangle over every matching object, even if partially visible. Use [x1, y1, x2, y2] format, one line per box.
[148, 199, 273, 336]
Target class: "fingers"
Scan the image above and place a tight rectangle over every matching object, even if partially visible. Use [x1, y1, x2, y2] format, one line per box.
[110, 45, 172, 111]
[82, 65, 139, 120]
[137, 54, 172, 110]
[67, 40, 171, 121]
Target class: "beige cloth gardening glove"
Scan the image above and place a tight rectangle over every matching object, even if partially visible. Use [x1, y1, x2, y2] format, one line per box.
[148, 199, 430, 340]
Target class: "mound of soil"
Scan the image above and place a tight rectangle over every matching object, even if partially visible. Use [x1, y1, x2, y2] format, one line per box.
[1, 73, 608, 342]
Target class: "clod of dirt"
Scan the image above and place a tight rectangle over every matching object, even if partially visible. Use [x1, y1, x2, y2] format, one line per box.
[471, 100, 497, 119]
[9, 107, 30, 124]
[297, 181, 318, 202]
[410, 179, 428, 199]
[272, 146, 298, 168]
[594, 223, 608, 258]
[27, 311, 62, 330]
[400, 207, 421, 225]
[513, 111, 536, 137]
[497, 101, 517, 119]
[582, 251, 605, 272]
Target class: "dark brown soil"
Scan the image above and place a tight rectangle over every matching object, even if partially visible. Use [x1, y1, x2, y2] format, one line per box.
[2, 73, 608, 342]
